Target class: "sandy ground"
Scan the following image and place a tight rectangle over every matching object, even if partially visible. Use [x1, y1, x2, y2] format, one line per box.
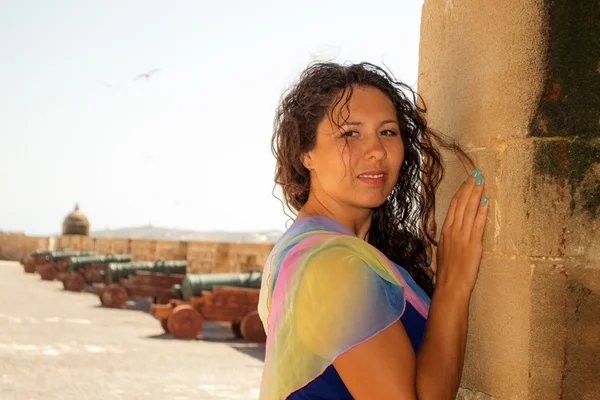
[0, 261, 264, 400]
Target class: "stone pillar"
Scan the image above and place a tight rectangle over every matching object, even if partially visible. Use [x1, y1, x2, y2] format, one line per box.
[418, 0, 599, 399]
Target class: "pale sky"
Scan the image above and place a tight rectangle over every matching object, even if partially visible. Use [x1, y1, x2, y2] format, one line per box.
[0, 0, 424, 236]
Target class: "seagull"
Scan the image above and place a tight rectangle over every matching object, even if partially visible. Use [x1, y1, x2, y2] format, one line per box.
[135, 68, 160, 80]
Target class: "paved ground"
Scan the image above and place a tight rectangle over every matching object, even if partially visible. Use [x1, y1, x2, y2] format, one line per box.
[0, 261, 265, 400]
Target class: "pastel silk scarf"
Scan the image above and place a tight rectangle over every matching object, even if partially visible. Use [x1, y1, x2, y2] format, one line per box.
[257, 216, 431, 400]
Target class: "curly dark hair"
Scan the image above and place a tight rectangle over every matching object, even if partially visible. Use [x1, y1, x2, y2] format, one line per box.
[271, 62, 473, 297]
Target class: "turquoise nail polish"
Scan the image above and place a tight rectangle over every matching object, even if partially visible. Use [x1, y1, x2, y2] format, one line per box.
[476, 175, 483, 185]
[472, 168, 481, 177]
[407, 242, 412, 249]
[426, 256, 431, 264]
[482, 197, 488, 206]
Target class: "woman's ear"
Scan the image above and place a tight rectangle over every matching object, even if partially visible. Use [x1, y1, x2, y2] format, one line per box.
[301, 152, 313, 171]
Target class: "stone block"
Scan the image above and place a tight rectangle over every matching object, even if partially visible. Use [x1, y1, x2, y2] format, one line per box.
[186, 260, 213, 275]
[227, 242, 274, 273]
[130, 239, 156, 262]
[564, 141, 600, 262]
[492, 141, 570, 258]
[462, 258, 532, 399]
[564, 263, 600, 400]
[93, 237, 113, 254]
[155, 240, 187, 260]
[109, 238, 131, 255]
[186, 241, 222, 273]
[419, 0, 545, 148]
[436, 148, 501, 253]
[528, 263, 568, 400]
[463, 259, 575, 399]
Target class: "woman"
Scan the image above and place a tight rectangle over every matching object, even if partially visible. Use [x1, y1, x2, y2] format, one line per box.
[257, 62, 488, 399]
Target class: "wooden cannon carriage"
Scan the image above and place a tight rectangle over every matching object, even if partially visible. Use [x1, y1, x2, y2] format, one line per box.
[92, 260, 187, 308]
[149, 271, 265, 342]
[61, 254, 132, 292]
[36, 251, 95, 281]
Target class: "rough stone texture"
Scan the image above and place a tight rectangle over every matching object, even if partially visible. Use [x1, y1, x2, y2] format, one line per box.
[93, 237, 113, 254]
[129, 238, 157, 262]
[186, 241, 227, 274]
[528, 262, 568, 400]
[0, 261, 264, 400]
[462, 258, 532, 399]
[419, 0, 599, 398]
[228, 242, 273, 272]
[107, 238, 131, 254]
[456, 387, 492, 400]
[564, 264, 600, 399]
[155, 239, 188, 260]
[0, 233, 49, 261]
[418, 0, 546, 148]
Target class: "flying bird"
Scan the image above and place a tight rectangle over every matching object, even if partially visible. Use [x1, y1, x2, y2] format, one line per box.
[135, 68, 161, 80]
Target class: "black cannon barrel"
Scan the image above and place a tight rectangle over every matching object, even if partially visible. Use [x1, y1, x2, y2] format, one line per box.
[66, 254, 132, 270]
[46, 251, 96, 262]
[177, 270, 263, 301]
[102, 260, 188, 283]
[31, 248, 70, 257]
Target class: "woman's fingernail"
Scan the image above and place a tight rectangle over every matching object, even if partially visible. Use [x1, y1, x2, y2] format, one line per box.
[407, 242, 412, 249]
[476, 175, 483, 185]
[426, 256, 431, 264]
[481, 197, 488, 206]
[472, 168, 481, 177]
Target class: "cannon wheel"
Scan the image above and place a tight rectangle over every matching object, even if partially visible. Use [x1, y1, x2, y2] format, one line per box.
[63, 272, 86, 292]
[240, 311, 266, 343]
[231, 322, 243, 339]
[100, 284, 128, 309]
[167, 305, 203, 340]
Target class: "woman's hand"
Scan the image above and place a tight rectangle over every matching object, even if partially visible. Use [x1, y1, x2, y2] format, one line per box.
[435, 168, 489, 296]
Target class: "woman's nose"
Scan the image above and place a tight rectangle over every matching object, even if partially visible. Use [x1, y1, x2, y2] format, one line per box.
[364, 134, 387, 161]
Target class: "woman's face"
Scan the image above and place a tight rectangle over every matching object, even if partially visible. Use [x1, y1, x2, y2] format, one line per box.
[303, 85, 404, 211]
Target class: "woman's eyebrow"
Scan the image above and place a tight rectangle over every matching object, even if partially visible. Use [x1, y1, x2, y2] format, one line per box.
[341, 120, 399, 127]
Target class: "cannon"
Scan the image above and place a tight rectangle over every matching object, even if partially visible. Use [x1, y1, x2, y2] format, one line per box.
[150, 271, 265, 342]
[173, 270, 263, 301]
[22, 249, 70, 273]
[92, 260, 188, 308]
[62, 254, 132, 292]
[36, 251, 95, 281]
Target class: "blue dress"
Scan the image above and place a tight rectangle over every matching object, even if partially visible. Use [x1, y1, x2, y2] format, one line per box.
[287, 300, 427, 399]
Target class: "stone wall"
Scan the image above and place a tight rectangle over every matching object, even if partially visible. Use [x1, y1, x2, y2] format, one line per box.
[0, 232, 274, 274]
[419, 0, 599, 398]
[0, 232, 50, 261]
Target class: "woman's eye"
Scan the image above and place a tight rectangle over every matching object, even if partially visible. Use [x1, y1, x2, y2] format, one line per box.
[341, 130, 359, 138]
[381, 129, 399, 136]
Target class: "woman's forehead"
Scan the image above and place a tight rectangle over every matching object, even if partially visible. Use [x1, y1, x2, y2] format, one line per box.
[327, 86, 397, 121]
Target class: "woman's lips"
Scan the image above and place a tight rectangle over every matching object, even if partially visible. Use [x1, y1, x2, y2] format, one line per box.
[357, 171, 387, 185]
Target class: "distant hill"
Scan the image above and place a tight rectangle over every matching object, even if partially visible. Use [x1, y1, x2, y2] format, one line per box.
[89, 225, 283, 243]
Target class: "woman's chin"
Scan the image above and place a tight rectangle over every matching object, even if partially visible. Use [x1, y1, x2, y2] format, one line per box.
[355, 198, 388, 210]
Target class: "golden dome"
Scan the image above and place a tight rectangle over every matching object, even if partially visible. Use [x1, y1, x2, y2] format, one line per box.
[62, 203, 90, 236]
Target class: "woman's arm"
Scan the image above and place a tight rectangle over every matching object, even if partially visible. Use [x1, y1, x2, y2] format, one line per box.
[335, 171, 487, 399]
[333, 288, 470, 400]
